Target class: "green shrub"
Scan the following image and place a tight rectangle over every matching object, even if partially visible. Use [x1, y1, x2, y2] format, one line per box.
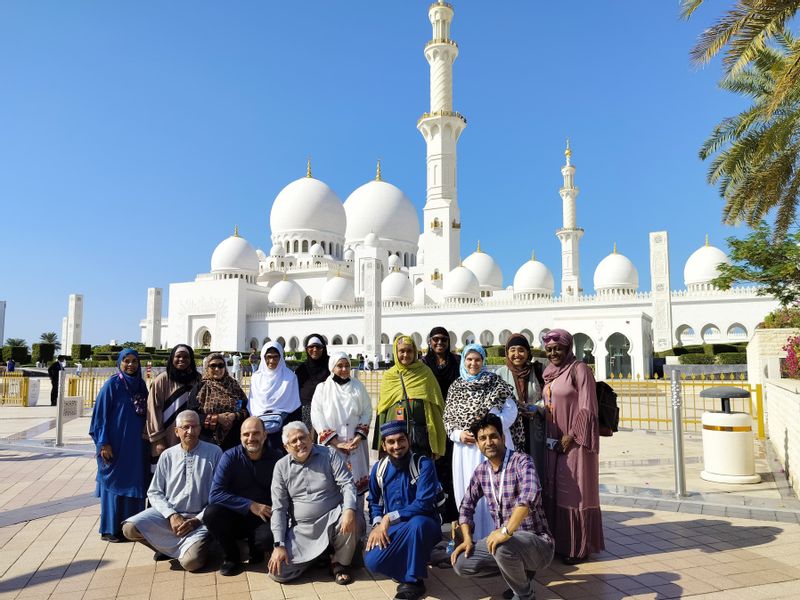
[678, 353, 715, 365]
[2, 345, 29, 363]
[71, 344, 91, 360]
[710, 344, 739, 354]
[654, 349, 675, 358]
[530, 348, 546, 358]
[762, 306, 800, 329]
[485, 346, 505, 358]
[486, 356, 506, 365]
[32, 343, 56, 364]
[716, 352, 747, 364]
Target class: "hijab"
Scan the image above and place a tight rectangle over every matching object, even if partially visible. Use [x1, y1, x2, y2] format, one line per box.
[542, 328, 577, 384]
[459, 343, 488, 382]
[295, 333, 330, 404]
[166, 344, 199, 386]
[116, 348, 148, 416]
[192, 352, 246, 414]
[422, 326, 460, 397]
[504, 333, 532, 405]
[314, 351, 370, 429]
[248, 341, 301, 414]
[328, 351, 351, 385]
[378, 336, 444, 413]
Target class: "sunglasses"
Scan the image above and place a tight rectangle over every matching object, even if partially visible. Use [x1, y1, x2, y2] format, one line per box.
[208, 363, 226, 369]
[430, 336, 449, 343]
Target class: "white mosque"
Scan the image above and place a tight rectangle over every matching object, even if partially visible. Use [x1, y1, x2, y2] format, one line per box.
[139, 1, 778, 379]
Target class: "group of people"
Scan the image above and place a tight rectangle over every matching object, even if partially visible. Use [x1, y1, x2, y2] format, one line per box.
[88, 326, 603, 600]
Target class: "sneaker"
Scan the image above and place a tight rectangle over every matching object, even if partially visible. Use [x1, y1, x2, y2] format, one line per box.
[101, 534, 121, 543]
[219, 560, 243, 576]
[153, 551, 171, 562]
[394, 580, 426, 600]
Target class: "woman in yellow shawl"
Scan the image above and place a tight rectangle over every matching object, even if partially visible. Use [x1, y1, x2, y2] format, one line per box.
[373, 335, 446, 457]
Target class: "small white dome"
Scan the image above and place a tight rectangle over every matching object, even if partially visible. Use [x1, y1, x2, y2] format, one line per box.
[684, 243, 729, 287]
[321, 276, 354, 306]
[513, 258, 554, 295]
[269, 244, 284, 257]
[343, 248, 355, 261]
[388, 254, 402, 270]
[382, 271, 413, 304]
[462, 245, 503, 290]
[256, 248, 267, 260]
[593, 250, 639, 293]
[211, 234, 259, 273]
[268, 279, 303, 309]
[364, 232, 379, 247]
[270, 176, 345, 238]
[443, 265, 481, 300]
[310, 243, 324, 257]
[344, 180, 420, 247]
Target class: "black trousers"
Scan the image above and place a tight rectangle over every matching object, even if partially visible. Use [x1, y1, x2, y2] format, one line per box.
[50, 379, 58, 406]
[203, 504, 274, 562]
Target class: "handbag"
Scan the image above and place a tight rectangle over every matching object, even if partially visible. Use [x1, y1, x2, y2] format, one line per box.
[396, 373, 430, 453]
[259, 411, 288, 435]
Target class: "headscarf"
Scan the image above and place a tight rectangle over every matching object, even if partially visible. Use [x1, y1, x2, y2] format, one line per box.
[116, 348, 148, 416]
[505, 333, 532, 405]
[295, 332, 330, 404]
[166, 344, 199, 386]
[248, 341, 301, 415]
[313, 351, 371, 440]
[422, 326, 460, 397]
[377, 335, 445, 455]
[328, 351, 351, 384]
[459, 343, 488, 382]
[188, 353, 248, 444]
[542, 328, 577, 384]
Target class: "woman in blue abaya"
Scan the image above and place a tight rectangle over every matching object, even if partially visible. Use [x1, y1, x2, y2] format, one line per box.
[89, 348, 150, 542]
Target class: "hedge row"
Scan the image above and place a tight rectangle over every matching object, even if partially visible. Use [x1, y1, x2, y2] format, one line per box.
[655, 342, 747, 359]
[677, 352, 747, 365]
[1, 346, 30, 363]
[32, 343, 56, 364]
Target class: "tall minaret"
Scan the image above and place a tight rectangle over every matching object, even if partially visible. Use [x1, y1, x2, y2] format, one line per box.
[418, 0, 465, 285]
[556, 141, 583, 298]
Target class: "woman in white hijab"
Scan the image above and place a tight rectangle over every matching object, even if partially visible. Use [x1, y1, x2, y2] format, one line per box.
[310, 352, 372, 495]
[248, 342, 301, 452]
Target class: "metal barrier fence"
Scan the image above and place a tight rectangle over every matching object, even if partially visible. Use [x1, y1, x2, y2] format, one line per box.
[63, 369, 764, 440]
[0, 375, 29, 406]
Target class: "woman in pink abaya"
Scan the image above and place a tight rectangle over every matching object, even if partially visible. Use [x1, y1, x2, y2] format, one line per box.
[541, 329, 604, 564]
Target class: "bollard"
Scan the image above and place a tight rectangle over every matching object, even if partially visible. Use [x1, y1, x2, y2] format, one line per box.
[55, 369, 66, 447]
[670, 370, 687, 498]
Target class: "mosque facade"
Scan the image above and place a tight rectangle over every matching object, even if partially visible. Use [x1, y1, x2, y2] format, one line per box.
[140, 1, 778, 380]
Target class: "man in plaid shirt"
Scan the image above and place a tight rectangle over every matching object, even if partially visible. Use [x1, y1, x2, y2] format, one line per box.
[451, 413, 554, 600]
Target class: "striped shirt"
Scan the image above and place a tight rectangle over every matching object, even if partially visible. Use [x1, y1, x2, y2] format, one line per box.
[459, 450, 552, 544]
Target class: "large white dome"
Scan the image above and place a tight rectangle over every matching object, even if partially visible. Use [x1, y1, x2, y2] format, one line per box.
[513, 257, 554, 296]
[594, 249, 638, 293]
[382, 271, 413, 304]
[211, 233, 259, 273]
[268, 279, 303, 309]
[344, 180, 420, 247]
[462, 244, 503, 290]
[443, 265, 480, 300]
[270, 177, 346, 238]
[320, 276, 354, 306]
[684, 242, 729, 287]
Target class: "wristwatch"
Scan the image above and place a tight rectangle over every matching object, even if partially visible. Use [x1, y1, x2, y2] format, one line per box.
[273, 541, 284, 548]
[501, 526, 513, 537]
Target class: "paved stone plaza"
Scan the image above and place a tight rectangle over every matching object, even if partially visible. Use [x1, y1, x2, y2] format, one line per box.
[1, 397, 799, 599]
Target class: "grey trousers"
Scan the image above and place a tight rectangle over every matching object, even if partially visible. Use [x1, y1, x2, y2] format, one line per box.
[121, 522, 213, 572]
[453, 532, 554, 600]
[269, 511, 361, 583]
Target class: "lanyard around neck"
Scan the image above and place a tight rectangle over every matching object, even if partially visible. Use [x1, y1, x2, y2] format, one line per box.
[489, 449, 511, 513]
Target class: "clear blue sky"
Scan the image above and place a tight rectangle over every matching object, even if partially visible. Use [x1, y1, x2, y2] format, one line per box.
[1, 0, 747, 347]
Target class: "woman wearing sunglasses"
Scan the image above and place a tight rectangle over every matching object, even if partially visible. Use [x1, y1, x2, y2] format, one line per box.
[188, 353, 249, 450]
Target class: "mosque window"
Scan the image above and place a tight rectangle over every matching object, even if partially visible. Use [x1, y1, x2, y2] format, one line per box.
[332, 335, 343, 345]
[302, 241, 309, 253]
[293, 240, 299, 253]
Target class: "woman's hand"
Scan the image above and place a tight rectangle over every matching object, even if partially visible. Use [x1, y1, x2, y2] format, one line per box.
[219, 413, 236, 428]
[460, 431, 476, 445]
[560, 434, 574, 453]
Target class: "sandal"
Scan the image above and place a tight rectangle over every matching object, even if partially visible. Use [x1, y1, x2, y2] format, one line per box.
[332, 562, 353, 585]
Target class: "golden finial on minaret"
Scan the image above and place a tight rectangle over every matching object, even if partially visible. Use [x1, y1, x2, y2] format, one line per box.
[234, 225, 239, 237]
[476, 240, 482, 253]
[613, 242, 617, 254]
[705, 234, 709, 246]
[376, 159, 382, 181]
[565, 138, 572, 165]
[531, 249, 536, 261]
[306, 157, 312, 178]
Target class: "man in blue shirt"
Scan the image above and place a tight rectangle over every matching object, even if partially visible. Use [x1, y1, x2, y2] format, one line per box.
[204, 417, 281, 576]
[365, 420, 442, 600]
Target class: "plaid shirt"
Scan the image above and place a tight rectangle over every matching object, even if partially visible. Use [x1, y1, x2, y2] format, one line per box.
[459, 450, 553, 544]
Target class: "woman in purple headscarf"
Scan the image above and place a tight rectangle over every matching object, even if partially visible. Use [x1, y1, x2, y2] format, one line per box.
[541, 329, 604, 564]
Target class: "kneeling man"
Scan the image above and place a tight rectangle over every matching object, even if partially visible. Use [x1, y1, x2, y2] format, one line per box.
[365, 420, 442, 600]
[451, 414, 554, 600]
[123, 410, 222, 571]
[268, 422, 360, 585]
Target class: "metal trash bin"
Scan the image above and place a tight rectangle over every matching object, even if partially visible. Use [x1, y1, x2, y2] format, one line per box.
[699, 386, 760, 484]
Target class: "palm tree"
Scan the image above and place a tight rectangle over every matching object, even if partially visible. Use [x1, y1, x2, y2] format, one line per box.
[39, 332, 61, 351]
[681, 0, 800, 115]
[698, 36, 800, 236]
[5, 338, 27, 348]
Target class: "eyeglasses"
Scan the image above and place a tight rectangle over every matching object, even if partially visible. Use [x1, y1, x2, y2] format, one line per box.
[265, 354, 280, 361]
[430, 336, 449, 343]
[177, 424, 200, 431]
[208, 363, 226, 369]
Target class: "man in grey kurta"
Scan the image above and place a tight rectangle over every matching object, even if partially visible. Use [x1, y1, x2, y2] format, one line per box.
[268, 421, 360, 584]
[123, 410, 223, 571]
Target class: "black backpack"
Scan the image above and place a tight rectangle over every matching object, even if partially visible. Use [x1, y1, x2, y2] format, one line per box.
[596, 381, 619, 437]
[374, 453, 448, 523]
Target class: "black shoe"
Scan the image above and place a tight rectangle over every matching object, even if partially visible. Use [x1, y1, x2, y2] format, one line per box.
[502, 589, 515, 600]
[394, 580, 426, 600]
[153, 551, 171, 561]
[220, 560, 243, 576]
[562, 555, 584, 565]
[249, 549, 265, 564]
[101, 534, 121, 543]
